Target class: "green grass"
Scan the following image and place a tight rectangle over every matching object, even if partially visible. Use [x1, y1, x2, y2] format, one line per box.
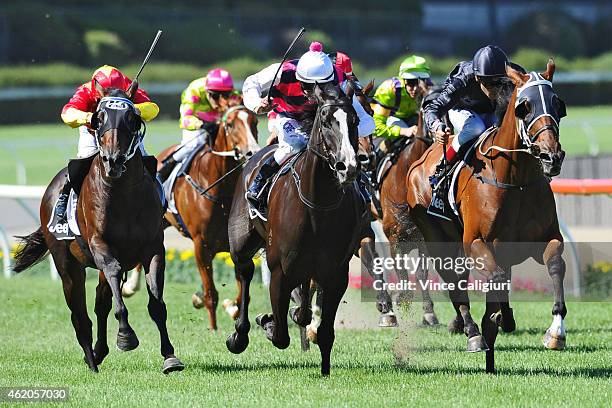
[0, 105, 610, 185]
[0, 274, 610, 407]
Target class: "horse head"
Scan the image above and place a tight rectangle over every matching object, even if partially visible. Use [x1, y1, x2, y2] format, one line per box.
[219, 103, 260, 160]
[91, 79, 144, 178]
[310, 82, 359, 186]
[507, 60, 567, 176]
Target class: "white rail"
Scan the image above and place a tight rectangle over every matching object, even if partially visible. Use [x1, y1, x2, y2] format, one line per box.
[0, 184, 58, 280]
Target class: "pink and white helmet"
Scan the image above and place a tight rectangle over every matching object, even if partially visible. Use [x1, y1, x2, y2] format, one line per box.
[205, 68, 234, 91]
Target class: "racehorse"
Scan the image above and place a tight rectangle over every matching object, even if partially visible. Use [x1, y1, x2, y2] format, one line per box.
[13, 84, 184, 373]
[406, 60, 567, 373]
[124, 103, 260, 331]
[226, 82, 366, 375]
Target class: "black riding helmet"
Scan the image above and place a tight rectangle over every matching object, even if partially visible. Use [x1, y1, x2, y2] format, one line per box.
[473, 45, 508, 77]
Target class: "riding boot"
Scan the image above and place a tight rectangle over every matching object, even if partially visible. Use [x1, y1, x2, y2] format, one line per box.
[49, 176, 72, 238]
[158, 156, 178, 183]
[357, 171, 372, 205]
[246, 156, 280, 208]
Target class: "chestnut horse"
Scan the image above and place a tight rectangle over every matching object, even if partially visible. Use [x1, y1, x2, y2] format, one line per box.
[226, 83, 366, 375]
[406, 60, 567, 373]
[13, 85, 183, 373]
[155, 104, 260, 330]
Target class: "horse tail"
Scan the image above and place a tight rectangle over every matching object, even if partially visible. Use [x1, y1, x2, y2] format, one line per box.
[13, 227, 49, 273]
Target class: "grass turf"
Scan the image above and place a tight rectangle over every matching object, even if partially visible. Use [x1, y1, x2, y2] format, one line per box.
[0, 274, 610, 407]
[0, 105, 610, 185]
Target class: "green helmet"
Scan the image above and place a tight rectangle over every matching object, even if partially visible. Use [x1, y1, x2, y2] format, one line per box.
[398, 55, 431, 79]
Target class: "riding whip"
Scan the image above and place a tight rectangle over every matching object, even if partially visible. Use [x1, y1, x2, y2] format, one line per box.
[267, 27, 306, 103]
[133, 30, 163, 84]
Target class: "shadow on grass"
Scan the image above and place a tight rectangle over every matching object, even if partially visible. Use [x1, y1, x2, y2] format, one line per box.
[393, 364, 612, 378]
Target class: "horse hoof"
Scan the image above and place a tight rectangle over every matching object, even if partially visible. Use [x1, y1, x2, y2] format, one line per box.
[289, 306, 300, 325]
[378, 312, 398, 328]
[192, 292, 205, 309]
[93, 346, 109, 365]
[83, 356, 99, 373]
[222, 299, 240, 320]
[306, 324, 318, 344]
[421, 312, 440, 327]
[490, 311, 516, 333]
[255, 313, 273, 328]
[162, 356, 185, 374]
[226, 332, 249, 354]
[466, 335, 488, 352]
[116, 330, 139, 351]
[542, 329, 566, 350]
[448, 317, 465, 334]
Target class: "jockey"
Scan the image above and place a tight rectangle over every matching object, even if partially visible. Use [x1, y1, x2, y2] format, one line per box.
[157, 68, 239, 181]
[264, 50, 361, 141]
[242, 42, 375, 209]
[53, 65, 159, 231]
[424, 45, 525, 175]
[371, 55, 432, 152]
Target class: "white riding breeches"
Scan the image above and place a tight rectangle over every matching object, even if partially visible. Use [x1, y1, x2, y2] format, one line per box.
[172, 129, 207, 162]
[77, 126, 148, 158]
[386, 116, 410, 129]
[272, 116, 308, 164]
[448, 109, 497, 151]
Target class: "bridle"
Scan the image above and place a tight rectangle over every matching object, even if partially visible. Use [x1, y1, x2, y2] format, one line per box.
[215, 104, 252, 161]
[480, 73, 563, 167]
[307, 100, 357, 175]
[94, 96, 145, 164]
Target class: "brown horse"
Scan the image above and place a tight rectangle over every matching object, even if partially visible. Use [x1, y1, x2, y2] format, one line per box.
[406, 60, 567, 373]
[226, 83, 366, 376]
[154, 104, 260, 330]
[13, 85, 183, 373]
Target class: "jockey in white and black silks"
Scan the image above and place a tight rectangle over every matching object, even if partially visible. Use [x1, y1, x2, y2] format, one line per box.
[242, 42, 375, 206]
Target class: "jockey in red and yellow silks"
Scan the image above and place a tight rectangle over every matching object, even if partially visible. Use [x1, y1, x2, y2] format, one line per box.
[61, 65, 159, 158]
[50, 66, 160, 239]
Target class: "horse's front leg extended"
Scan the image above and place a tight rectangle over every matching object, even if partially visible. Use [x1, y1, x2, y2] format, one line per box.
[143, 244, 184, 374]
[90, 235, 138, 351]
[542, 239, 567, 350]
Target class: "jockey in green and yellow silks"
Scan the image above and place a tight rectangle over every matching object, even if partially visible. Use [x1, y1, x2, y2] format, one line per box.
[370, 55, 432, 149]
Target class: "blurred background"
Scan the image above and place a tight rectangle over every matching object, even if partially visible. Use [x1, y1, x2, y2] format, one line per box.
[0, 1, 610, 289]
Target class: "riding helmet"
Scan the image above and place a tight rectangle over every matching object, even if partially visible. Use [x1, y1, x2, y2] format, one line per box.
[472, 45, 508, 77]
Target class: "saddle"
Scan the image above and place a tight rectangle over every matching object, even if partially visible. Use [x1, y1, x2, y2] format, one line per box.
[48, 153, 163, 241]
[426, 127, 498, 224]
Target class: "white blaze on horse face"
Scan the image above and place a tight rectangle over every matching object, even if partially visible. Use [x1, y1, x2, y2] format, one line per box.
[333, 109, 357, 170]
[237, 110, 261, 154]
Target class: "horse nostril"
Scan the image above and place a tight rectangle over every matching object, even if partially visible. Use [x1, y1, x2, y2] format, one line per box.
[246, 151, 253, 158]
[358, 154, 369, 163]
[539, 152, 553, 163]
[335, 162, 347, 172]
[102, 156, 108, 162]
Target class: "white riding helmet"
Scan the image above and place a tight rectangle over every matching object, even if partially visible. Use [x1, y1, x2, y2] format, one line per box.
[295, 42, 335, 84]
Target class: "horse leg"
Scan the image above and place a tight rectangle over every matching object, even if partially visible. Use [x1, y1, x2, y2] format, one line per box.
[360, 236, 397, 327]
[121, 264, 142, 297]
[542, 239, 567, 350]
[290, 279, 312, 327]
[481, 291, 500, 374]
[306, 282, 322, 344]
[143, 246, 184, 374]
[91, 237, 138, 351]
[317, 266, 349, 376]
[59, 257, 96, 372]
[416, 263, 439, 326]
[226, 258, 254, 354]
[93, 271, 112, 365]
[193, 239, 219, 330]
[265, 265, 291, 349]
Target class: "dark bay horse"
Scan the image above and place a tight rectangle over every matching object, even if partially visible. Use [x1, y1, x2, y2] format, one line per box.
[142, 104, 260, 330]
[227, 83, 366, 376]
[13, 84, 184, 374]
[407, 60, 567, 373]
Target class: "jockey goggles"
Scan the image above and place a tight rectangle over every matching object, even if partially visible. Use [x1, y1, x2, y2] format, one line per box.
[208, 90, 232, 100]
